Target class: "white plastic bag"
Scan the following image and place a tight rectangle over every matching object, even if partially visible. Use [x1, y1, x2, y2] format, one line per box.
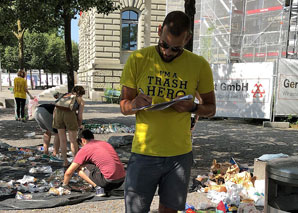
[28, 96, 39, 120]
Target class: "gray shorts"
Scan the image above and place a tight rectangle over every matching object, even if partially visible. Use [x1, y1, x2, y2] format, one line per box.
[35, 107, 55, 133]
[84, 164, 124, 192]
[124, 152, 193, 212]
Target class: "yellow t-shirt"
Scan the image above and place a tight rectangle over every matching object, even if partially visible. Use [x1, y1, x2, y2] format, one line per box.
[14, 77, 27, 99]
[120, 46, 214, 157]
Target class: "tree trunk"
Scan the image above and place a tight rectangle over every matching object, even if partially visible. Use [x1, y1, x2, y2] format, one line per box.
[184, 0, 196, 52]
[46, 72, 49, 88]
[13, 19, 25, 69]
[51, 72, 54, 86]
[39, 69, 41, 86]
[30, 69, 33, 89]
[63, 10, 74, 92]
[60, 71, 63, 84]
[8, 71, 11, 87]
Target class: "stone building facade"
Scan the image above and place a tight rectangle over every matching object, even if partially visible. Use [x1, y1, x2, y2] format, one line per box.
[78, 0, 167, 100]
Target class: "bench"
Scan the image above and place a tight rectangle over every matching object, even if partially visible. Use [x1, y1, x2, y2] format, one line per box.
[102, 89, 121, 104]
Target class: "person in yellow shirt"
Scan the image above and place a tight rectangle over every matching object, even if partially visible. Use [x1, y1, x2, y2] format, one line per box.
[120, 11, 216, 213]
[13, 69, 33, 122]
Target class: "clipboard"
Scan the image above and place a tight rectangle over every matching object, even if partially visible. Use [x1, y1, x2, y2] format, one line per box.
[132, 94, 193, 111]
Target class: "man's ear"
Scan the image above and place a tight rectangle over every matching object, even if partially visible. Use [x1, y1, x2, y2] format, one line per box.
[158, 24, 162, 36]
[184, 33, 192, 46]
[81, 138, 87, 145]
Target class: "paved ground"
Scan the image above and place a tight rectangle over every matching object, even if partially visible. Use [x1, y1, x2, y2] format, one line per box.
[1, 87, 298, 212]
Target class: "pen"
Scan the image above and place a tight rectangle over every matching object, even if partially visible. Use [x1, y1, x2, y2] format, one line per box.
[139, 88, 145, 94]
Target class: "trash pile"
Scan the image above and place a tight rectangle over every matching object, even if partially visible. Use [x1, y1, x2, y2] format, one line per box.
[0, 142, 95, 201]
[0, 134, 132, 204]
[84, 123, 135, 134]
[186, 158, 264, 213]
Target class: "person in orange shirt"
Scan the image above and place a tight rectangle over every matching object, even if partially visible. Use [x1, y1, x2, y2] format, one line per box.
[13, 69, 33, 122]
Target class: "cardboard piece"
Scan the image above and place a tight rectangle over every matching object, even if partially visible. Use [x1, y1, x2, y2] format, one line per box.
[253, 158, 267, 180]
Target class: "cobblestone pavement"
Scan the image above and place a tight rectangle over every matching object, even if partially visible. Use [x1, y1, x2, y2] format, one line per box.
[1, 88, 298, 212]
[192, 118, 298, 174]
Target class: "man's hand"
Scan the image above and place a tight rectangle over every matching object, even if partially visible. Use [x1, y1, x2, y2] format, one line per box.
[131, 93, 152, 110]
[171, 99, 194, 113]
[63, 162, 80, 187]
[120, 86, 152, 115]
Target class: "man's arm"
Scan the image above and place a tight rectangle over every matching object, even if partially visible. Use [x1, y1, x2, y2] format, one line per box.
[77, 98, 84, 128]
[120, 86, 152, 115]
[63, 162, 81, 185]
[171, 90, 216, 117]
[193, 91, 216, 117]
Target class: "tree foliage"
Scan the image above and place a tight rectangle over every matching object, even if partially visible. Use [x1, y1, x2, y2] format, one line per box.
[1, 32, 79, 75]
[44, 0, 119, 91]
[1, 0, 118, 91]
[0, 0, 60, 69]
[25, 33, 48, 70]
[2, 46, 18, 72]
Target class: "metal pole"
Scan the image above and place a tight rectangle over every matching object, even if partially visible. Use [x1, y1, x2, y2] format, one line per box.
[272, 1, 287, 122]
[240, 0, 247, 62]
[0, 53, 2, 92]
[286, 2, 293, 58]
[228, 0, 232, 64]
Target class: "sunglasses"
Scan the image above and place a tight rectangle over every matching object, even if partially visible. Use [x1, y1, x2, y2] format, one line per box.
[158, 40, 183, 52]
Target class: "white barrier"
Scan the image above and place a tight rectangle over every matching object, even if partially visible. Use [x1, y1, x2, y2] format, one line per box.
[212, 62, 274, 119]
[0, 73, 67, 88]
[275, 59, 298, 116]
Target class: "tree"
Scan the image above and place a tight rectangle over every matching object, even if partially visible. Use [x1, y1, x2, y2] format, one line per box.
[44, 33, 66, 74]
[72, 41, 79, 72]
[2, 45, 18, 72]
[0, 0, 59, 69]
[46, 0, 119, 92]
[185, 0, 196, 52]
[24, 32, 48, 71]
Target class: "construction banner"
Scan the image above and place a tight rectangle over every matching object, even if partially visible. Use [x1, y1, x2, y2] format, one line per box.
[212, 62, 275, 119]
[275, 59, 298, 116]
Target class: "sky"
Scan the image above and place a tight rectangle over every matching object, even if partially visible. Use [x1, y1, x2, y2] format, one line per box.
[71, 15, 79, 43]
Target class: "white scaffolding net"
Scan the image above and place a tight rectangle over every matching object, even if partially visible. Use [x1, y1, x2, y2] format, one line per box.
[192, 0, 298, 63]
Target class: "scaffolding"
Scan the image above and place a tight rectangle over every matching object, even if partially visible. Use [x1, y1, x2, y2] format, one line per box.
[193, 0, 298, 63]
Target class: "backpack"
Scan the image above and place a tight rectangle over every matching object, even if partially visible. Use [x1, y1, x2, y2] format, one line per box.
[55, 93, 79, 111]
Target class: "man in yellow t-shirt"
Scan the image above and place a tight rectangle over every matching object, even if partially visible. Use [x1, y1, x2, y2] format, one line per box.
[120, 11, 216, 213]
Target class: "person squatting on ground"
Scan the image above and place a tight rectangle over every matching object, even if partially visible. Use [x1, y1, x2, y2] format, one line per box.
[53, 86, 85, 167]
[34, 92, 62, 158]
[62, 129, 125, 197]
[120, 11, 216, 213]
[13, 69, 33, 122]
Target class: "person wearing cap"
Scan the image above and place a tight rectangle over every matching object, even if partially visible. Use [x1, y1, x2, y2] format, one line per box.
[62, 129, 125, 197]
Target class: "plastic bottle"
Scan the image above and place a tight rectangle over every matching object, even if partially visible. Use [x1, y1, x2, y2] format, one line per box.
[25, 132, 35, 137]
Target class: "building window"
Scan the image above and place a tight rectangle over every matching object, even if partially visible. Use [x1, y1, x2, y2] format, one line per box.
[121, 10, 138, 50]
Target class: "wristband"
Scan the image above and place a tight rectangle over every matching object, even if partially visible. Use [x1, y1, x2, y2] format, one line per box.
[190, 103, 198, 113]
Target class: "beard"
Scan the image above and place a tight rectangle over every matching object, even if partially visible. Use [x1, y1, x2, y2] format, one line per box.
[160, 53, 176, 62]
[157, 46, 183, 63]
